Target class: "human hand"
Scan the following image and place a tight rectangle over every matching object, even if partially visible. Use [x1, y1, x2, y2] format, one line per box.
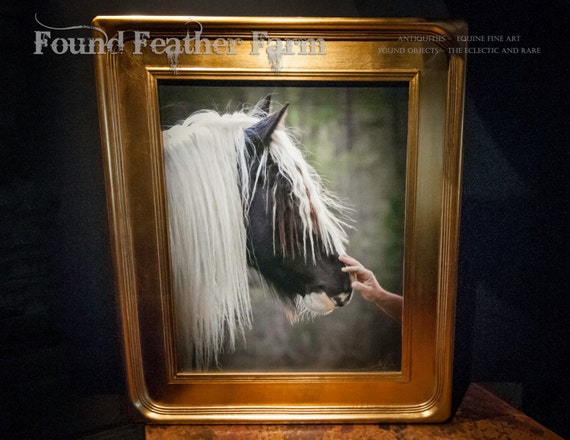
[339, 254, 384, 303]
[339, 254, 403, 323]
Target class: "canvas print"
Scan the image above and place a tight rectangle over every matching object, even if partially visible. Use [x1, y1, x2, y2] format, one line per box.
[158, 84, 408, 372]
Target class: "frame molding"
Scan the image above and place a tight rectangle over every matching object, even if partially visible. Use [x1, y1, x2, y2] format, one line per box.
[93, 16, 467, 423]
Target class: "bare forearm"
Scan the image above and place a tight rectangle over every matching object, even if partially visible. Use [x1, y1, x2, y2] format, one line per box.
[372, 289, 403, 323]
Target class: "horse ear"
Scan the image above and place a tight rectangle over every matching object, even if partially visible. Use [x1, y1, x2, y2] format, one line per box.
[245, 102, 289, 149]
[251, 94, 273, 117]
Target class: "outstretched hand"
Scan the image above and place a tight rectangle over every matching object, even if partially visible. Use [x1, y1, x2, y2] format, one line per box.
[339, 254, 403, 323]
[339, 254, 383, 303]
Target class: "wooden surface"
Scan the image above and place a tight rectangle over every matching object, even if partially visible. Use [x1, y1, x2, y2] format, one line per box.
[145, 383, 563, 439]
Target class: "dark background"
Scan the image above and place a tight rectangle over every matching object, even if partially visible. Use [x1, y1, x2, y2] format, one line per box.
[1, 0, 568, 438]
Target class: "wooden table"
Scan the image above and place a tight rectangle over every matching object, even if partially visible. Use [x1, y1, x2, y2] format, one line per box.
[146, 383, 563, 439]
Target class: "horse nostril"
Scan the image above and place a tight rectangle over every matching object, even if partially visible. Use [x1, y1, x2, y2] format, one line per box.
[333, 291, 353, 307]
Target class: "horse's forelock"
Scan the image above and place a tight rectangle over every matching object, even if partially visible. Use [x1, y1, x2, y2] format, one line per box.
[182, 108, 350, 259]
[261, 128, 350, 260]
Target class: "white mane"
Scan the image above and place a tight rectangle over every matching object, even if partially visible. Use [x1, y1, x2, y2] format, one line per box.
[163, 107, 349, 370]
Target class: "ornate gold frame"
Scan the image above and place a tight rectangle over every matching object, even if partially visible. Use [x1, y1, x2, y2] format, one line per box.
[93, 16, 467, 423]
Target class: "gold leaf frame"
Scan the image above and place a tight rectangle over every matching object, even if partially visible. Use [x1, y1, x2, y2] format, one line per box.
[93, 16, 467, 423]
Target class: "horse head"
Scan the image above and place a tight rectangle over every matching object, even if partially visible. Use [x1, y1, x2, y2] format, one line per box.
[164, 95, 353, 369]
[244, 96, 353, 319]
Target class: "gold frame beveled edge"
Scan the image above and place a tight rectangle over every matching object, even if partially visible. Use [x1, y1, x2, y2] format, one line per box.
[93, 15, 467, 424]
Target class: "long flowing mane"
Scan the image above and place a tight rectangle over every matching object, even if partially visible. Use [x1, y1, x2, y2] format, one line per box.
[163, 104, 349, 370]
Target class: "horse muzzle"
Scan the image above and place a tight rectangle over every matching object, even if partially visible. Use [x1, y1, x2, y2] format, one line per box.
[332, 290, 353, 307]
[302, 289, 354, 315]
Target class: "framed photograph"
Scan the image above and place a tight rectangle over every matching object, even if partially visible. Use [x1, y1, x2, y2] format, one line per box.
[93, 16, 467, 423]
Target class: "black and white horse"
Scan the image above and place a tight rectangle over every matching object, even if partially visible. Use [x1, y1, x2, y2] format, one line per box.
[163, 96, 353, 370]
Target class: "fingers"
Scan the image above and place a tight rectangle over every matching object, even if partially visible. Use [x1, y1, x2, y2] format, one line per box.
[341, 263, 371, 278]
[339, 254, 365, 274]
[339, 254, 378, 291]
[338, 254, 361, 266]
[341, 266, 359, 284]
[351, 281, 370, 292]
[340, 254, 370, 282]
[340, 265, 360, 273]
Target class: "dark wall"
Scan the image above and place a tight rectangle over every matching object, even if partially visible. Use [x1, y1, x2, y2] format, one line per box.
[1, 0, 567, 438]
[444, 1, 568, 436]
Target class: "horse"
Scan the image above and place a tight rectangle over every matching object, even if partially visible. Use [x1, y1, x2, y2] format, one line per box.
[163, 95, 354, 370]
